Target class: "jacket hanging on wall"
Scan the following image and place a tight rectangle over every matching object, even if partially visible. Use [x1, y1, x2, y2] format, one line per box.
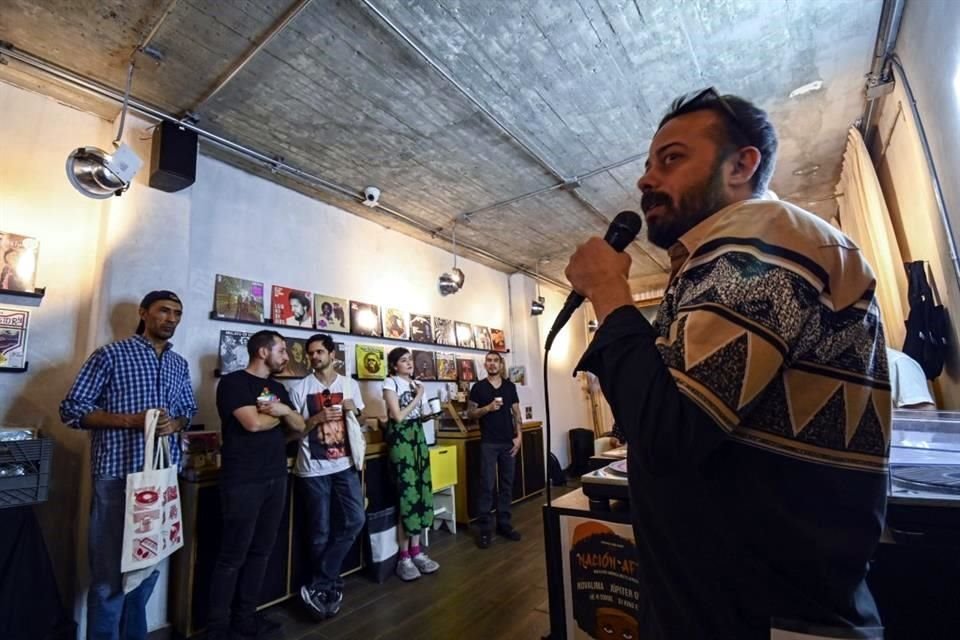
[902, 261, 948, 379]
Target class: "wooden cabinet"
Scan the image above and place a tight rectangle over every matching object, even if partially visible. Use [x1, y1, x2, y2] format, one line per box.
[437, 422, 544, 525]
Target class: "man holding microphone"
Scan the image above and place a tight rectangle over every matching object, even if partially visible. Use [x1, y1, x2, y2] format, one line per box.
[468, 351, 523, 549]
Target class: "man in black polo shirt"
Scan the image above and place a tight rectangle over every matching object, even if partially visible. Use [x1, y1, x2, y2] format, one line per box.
[467, 351, 523, 549]
[207, 330, 306, 640]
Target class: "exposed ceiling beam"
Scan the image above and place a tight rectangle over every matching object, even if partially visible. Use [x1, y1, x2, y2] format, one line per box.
[0, 41, 571, 292]
[188, 0, 316, 116]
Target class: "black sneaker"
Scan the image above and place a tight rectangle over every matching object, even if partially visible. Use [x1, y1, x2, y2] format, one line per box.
[477, 532, 491, 549]
[324, 589, 344, 617]
[497, 527, 522, 541]
[300, 585, 328, 621]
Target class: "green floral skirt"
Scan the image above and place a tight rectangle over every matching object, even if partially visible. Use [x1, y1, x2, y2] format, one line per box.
[386, 418, 434, 535]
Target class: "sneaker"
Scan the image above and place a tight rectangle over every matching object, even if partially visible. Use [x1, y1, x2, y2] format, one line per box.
[396, 556, 421, 581]
[411, 552, 440, 574]
[497, 526, 522, 541]
[324, 589, 344, 617]
[477, 533, 491, 549]
[300, 585, 328, 621]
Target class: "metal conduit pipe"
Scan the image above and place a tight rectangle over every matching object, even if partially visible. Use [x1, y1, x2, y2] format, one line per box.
[887, 56, 960, 288]
[0, 42, 570, 292]
[861, 0, 904, 142]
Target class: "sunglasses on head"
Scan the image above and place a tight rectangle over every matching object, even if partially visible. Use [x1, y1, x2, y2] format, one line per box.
[671, 87, 748, 143]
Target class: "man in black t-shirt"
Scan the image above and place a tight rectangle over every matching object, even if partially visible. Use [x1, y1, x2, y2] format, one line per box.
[208, 330, 306, 640]
[467, 351, 523, 549]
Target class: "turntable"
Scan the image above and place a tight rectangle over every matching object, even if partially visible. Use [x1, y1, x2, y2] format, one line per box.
[889, 409, 960, 508]
[581, 458, 630, 510]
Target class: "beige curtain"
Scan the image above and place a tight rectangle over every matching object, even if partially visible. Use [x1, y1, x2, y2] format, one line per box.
[836, 127, 907, 348]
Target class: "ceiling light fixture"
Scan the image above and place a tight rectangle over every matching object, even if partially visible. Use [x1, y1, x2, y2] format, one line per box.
[531, 258, 546, 316]
[789, 80, 824, 99]
[438, 220, 465, 296]
[66, 61, 143, 199]
[792, 163, 821, 177]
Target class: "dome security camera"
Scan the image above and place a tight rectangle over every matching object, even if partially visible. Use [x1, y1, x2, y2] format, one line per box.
[362, 186, 381, 207]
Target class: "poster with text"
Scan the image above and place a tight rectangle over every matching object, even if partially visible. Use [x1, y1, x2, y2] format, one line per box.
[272, 286, 313, 328]
[559, 515, 644, 640]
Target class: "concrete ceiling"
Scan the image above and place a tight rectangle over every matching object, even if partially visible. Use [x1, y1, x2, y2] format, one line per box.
[0, 0, 884, 291]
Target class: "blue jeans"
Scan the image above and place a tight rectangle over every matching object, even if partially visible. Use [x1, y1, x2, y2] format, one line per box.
[88, 476, 159, 640]
[299, 469, 365, 592]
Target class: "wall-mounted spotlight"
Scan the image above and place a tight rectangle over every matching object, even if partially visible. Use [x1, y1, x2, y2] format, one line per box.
[531, 296, 545, 316]
[439, 220, 465, 296]
[530, 258, 547, 316]
[66, 61, 143, 199]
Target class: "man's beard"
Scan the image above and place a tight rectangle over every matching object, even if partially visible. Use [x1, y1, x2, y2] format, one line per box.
[643, 162, 728, 250]
[266, 354, 287, 374]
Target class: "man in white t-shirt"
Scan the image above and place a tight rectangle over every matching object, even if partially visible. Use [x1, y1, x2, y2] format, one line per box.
[288, 334, 366, 620]
[887, 348, 936, 410]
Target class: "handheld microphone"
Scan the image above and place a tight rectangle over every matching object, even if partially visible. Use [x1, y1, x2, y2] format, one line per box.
[543, 210, 643, 351]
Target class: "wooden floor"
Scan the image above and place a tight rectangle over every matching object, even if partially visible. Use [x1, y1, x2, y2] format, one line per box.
[265, 490, 568, 640]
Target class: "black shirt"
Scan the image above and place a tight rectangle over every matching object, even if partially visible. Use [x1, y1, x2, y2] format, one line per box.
[577, 306, 885, 639]
[216, 370, 295, 485]
[469, 377, 519, 443]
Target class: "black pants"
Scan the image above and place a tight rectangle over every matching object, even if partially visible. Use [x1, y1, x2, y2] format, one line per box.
[476, 441, 516, 534]
[207, 475, 287, 630]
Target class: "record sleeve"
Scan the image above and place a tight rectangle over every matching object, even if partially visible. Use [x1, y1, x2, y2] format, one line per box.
[278, 336, 310, 378]
[383, 308, 409, 339]
[412, 350, 437, 381]
[455, 321, 476, 349]
[272, 286, 314, 328]
[356, 344, 386, 379]
[314, 294, 350, 333]
[217, 329, 253, 374]
[333, 342, 347, 376]
[456, 357, 477, 382]
[0, 307, 29, 368]
[436, 352, 457, 381]
[214, 274, 264, 322]
[409, 313, 433, 343]
[349, 301, 382, 337]
[434, 317, 457, 346]
[508, 365, 527, 386]
[474, 326, 493, 351]
[490, 328, 507, 352]
[0, 232, 39, 293]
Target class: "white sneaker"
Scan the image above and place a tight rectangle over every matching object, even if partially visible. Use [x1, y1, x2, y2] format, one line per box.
[411, 552, 439, 574]
[396, 557, 421, 581]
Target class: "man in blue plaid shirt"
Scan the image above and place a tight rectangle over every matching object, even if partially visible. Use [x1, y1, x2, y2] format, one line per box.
[61, 290, 197, 640]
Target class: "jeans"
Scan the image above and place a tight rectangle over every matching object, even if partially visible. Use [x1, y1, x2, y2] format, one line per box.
[299, 469, 365, 592]
[88, 476, 160, 640]
[207, 475, 287, 630]
[476, 441, 516, 534]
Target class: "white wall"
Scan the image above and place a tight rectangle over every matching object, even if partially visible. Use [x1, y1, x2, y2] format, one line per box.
[0, 79, 592, 635]
[870, 0, 960, 408]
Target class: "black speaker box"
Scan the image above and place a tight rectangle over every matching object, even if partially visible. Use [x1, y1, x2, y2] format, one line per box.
[149, 120, 197, 192]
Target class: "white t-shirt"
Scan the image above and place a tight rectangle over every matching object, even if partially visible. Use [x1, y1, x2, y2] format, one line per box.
[382, 376, 424, 421]
[289, 373, 365, 477]
[887, 348, 935, 408]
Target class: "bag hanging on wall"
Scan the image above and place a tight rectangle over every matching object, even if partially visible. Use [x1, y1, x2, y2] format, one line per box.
[902, 261, 949, 380]
[120, 409, 184, 573]
[364, 506, 399, 584]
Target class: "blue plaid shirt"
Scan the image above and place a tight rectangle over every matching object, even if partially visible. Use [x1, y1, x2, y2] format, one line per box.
[60, 335, 198, 477]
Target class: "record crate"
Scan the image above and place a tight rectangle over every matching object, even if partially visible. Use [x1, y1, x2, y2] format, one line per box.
[0, 437, 52, 508]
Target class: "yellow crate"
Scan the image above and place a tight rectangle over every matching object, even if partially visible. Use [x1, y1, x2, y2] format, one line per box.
[429, 445, 457, 489]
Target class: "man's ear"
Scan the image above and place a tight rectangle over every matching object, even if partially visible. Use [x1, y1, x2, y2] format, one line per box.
[728, 146, 761, 189]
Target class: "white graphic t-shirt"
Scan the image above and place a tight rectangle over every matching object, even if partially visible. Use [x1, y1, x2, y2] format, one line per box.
[289, 374, 364, 477]
[382, 376, 424, 421]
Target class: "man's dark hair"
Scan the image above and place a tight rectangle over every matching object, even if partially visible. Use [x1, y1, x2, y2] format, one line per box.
[658, 92, 778, 196]
[248, 330, 283, 360]
[289, 291, 311, 310]
[305, 333, 335, 354]
[486, 351, 504, 364]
